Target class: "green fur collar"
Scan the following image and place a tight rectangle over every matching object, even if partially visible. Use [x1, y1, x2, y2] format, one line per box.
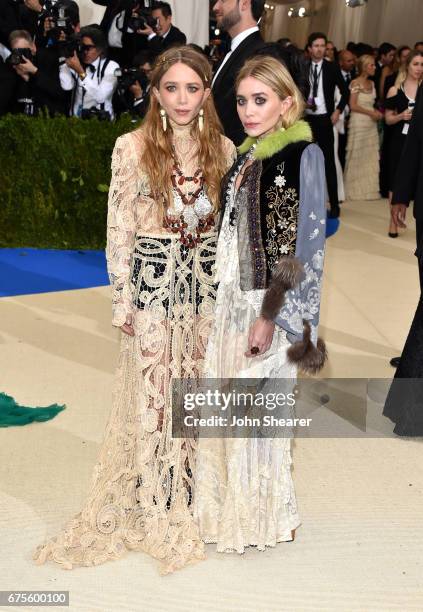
[237, 120, 312, 159]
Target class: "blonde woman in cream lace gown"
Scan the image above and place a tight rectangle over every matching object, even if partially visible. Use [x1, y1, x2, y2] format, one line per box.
[344, 54, 382, 201]
[33, 47, 235, 575]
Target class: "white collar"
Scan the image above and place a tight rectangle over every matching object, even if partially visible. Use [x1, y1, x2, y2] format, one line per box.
[162, 26, 171, 39]
[89, 56, 101, 70]
[231, 26, 259, 52]
[311, 59, 324, 68]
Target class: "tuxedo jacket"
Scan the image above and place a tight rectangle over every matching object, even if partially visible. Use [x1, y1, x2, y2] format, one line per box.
[148, 25, 186, 56]
[212, 31, 266, 146]
[392, 85, 423, 223]
[307, 59, 350, 116]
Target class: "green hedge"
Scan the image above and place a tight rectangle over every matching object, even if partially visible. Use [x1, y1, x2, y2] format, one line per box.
[0, 114, 137, 249]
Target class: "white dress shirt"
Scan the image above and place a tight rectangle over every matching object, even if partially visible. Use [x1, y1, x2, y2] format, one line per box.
[306, 59, 327, 116]
[60, 56, 119, 119]
[108, 11, 125, 48]
[212, 25, 259, 87]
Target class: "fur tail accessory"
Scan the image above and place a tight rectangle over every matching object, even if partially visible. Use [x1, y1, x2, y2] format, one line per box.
[261, 257, 304, 321]
[287, 320, 328, 374]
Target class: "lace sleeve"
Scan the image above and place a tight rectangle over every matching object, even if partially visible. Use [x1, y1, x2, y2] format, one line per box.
[222, 136, 238, 169]
[106, 133, 138, 328]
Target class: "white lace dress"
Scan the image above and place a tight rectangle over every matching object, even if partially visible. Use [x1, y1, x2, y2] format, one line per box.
[194, 166, 301, 553]
[33, 124, 237, 575]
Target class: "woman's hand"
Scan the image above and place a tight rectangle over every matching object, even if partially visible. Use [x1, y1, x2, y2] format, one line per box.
[371, 109, 383, 121]
[121, 314, 135, 336]
[401, 108, 413, 122]
[245, 317, 275, 357]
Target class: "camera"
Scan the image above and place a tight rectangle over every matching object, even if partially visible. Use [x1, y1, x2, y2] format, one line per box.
[81, 107, 111, 121]
[115, 67, 149, 92]
[6, 48, 34, 66]
[57, 34, 80, 59]
[42, 1, 75, 41]
[127, 0, 159, 32]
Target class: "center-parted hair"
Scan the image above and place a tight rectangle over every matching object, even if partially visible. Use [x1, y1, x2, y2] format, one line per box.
[139, 46, 226, 217]
[236, 55, 305, 128]
[395, 49, 423, 88]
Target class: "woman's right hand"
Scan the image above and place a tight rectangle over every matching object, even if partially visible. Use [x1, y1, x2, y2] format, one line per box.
[372, 110, 383, 121]
[120, 314, 135, 336]
[401, 109, 413, 122]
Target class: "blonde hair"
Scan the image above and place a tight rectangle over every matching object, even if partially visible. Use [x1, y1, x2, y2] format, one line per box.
[357, 54, 374, 77]
[235, 55, 304, 128]
[138, 46, 226, 216]
[394, 50, 423, 88]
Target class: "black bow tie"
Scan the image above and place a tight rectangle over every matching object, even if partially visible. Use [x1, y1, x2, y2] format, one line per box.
[84, 64, 95, 73]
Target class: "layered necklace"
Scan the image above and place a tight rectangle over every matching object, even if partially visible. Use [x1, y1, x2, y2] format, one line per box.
[163, 147, 215, 249]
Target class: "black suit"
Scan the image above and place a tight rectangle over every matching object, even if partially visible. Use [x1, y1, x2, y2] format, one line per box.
[0, 0, 21, 47]
[7, 48, 69, 116]
[305, 59, 349, 214]
[212, 31, 266, 146]
[393, 85, 423, 286]
[148, 25, 186, 56]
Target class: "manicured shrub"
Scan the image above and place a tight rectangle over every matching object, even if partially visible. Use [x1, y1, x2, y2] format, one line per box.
[0, 114, 136, 249]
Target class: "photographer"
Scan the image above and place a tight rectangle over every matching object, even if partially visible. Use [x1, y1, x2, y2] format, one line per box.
[59, 26, 119, 120]
[136, 1, 186, 57]
[20, 0, 80, 49]
[4, 28, 69, 116]
[114, 49, 152, 119]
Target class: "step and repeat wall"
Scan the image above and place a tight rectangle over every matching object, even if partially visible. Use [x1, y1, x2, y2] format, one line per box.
[265, 0, 423, 48]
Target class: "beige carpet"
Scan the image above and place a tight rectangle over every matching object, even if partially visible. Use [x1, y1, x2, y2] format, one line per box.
[1, 199, 422, 612]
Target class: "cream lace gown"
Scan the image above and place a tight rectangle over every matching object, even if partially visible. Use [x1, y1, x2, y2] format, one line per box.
[194, 162, 301, 553]
[344, 84, 380, 201]
[33, 124, 236, 575]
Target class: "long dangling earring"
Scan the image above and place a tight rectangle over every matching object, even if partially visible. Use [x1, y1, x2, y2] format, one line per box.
[160, 108, 167, 132]
[198, 108, 204, 132]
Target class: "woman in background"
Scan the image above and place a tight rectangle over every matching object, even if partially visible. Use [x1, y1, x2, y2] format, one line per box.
[385, 50, 423, 236]
[344, 54, 382, 201]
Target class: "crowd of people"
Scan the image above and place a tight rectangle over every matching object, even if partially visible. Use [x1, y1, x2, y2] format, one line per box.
[0, 0, 185, 120]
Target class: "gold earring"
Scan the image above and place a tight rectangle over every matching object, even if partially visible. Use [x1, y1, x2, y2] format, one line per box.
[160, 108, 167, 132]
[198, 108, 204, 132]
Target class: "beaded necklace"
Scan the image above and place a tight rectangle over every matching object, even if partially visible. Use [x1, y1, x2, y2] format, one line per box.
[163, 148, 215, 249]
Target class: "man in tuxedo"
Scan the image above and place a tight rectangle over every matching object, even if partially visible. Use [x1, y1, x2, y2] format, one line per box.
[144, 2, 186, 54]
[305, 32, 349, 218]
[337, 49, 356, 170]
[389, 85, 423, 367]
[211, 0, 266, 146]
[120, 1, 186, 65]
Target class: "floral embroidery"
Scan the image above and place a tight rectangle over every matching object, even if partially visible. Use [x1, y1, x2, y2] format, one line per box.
[274, 175, 286, 188]
[309, 228, 319, 240]
[309, 211, 316, 220]
[265, 163, 299, 270]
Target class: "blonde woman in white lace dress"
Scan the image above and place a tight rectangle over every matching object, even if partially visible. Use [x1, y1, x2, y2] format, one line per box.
[33, 47, 236, 575]
[194, 57, 327, 555]
[344, 55, 383, 201]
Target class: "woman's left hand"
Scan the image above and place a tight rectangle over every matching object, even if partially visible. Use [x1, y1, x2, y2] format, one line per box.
[245, 317, 275, 357]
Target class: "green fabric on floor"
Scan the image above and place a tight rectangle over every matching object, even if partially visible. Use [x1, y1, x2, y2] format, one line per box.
[0, 392, 65, 427]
